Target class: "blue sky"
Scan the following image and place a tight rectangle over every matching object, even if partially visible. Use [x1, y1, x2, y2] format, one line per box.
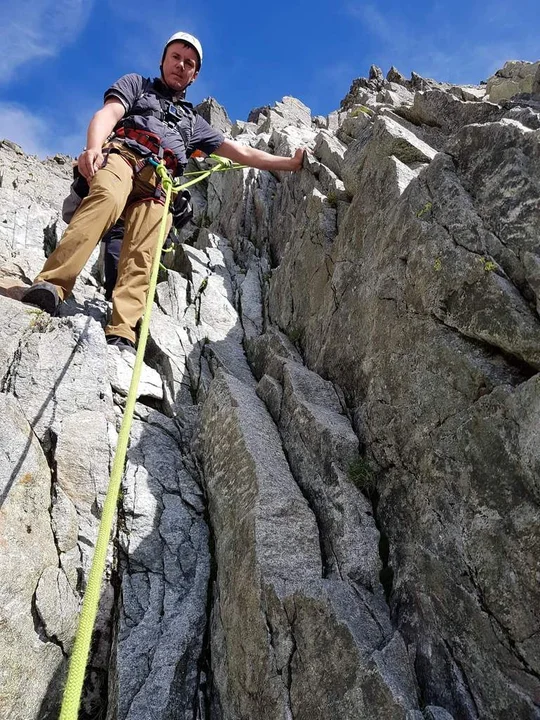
[0, 0, 538, 158]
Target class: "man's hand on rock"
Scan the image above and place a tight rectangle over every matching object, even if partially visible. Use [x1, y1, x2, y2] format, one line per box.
[290, 148, 305, 172]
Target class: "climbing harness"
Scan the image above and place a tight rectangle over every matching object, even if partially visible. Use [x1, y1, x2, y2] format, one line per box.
[115, 125, 179, 173]
[58, 154, 245, 720]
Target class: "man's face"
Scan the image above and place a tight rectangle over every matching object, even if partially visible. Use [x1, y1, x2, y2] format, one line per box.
[162, 42, 199, 92]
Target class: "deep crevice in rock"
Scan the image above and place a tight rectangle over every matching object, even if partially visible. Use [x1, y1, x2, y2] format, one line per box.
[43, 221, 58, 258]
[181, 428, 216, 720]
[262, 402, 327, 577]
[369, 488, 394, 604]
[0, 343, 23, 394]
[39, 427, 65, 571]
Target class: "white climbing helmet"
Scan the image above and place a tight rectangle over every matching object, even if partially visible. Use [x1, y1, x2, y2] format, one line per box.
[163, 32, 203, 69]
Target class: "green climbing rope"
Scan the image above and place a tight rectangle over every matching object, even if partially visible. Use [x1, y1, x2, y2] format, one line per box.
[58, 154, 244, 720]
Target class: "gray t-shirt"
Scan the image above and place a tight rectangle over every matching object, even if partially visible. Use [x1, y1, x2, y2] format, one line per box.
[105, 73, 225, 171]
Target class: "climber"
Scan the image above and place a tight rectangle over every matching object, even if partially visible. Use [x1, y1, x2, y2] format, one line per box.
[22, 31, 304, 351]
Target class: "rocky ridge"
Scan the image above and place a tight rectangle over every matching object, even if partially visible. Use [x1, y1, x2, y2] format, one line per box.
[0, 59, 539, 719]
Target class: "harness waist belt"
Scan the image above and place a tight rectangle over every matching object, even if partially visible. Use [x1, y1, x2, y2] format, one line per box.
[115, 126, 160, 154]
[114, 126, 177, 173]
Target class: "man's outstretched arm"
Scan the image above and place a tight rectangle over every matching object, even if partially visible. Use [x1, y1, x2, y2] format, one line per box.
[214, 139, 304, 172]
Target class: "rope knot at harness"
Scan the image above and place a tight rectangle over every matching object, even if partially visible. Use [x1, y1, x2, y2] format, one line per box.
[148, 157, 175, 192]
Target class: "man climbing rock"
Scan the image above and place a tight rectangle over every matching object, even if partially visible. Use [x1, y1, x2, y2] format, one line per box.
[22, 31, 304, 350]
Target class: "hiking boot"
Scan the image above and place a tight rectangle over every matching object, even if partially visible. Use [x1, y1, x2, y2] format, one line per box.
[106, 334, 136, 354]
[21, 281, 60, 315]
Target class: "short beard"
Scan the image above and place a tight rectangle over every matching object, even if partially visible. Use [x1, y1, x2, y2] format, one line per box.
[160, 68, 188, 94]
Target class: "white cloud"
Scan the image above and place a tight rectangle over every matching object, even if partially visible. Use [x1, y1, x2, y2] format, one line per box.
[346, 3, 397, 45]
[0, 0, 93, 83]
[0, 103, 55, 157]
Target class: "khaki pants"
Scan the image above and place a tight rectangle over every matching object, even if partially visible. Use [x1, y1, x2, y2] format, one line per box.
[36, 144, 172, 343]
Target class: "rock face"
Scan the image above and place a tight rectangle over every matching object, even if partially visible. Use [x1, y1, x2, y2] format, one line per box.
[0, 58, 539, 720]
[0, 140, 72, 282]
[0, 294, 116, 717]
[486, 60, 540, 101]
[195, 98, 233, 136]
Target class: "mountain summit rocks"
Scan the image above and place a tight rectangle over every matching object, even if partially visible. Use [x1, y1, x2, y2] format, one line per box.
[1, 59, 539, 719]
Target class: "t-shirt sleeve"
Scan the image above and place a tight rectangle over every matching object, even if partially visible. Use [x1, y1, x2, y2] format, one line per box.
[104, 74, 144, 111]
[189, 115, 225, 157]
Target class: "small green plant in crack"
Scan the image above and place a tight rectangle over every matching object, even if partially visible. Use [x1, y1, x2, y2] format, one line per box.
[416, 201, 432, 218]
[326, 190, 338, 209]
[288, 326, 303, 344]
[348, 457, 376, 495]
[480, 257, 497, 272]
[434, 257, 442, 272]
